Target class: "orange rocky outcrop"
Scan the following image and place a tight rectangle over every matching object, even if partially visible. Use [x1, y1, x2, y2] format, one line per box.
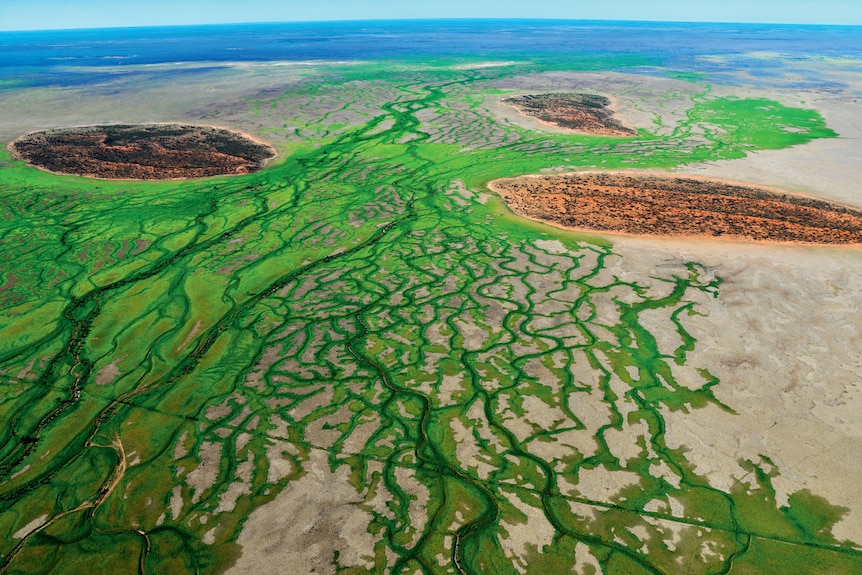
[501, 93, 636, 136]
[490, 172, 862, 244]
[11, 124, 275, 180]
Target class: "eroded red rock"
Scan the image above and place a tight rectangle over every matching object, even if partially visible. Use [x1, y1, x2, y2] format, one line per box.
[501, 93, 636, 136]
[10, 124, 276, 180]
[489, 172, 862, 244]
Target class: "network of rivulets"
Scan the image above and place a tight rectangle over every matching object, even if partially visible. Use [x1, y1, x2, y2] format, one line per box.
[0, 71, 857, 575]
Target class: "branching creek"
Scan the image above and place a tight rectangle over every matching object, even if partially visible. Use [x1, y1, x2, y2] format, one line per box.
[0, 67, 859, 575]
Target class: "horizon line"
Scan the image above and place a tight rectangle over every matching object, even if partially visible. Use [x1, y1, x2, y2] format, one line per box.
[3, 16, 862, 34]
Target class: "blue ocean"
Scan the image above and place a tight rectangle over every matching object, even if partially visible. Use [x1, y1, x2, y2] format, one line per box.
[2, 19, 862, 88]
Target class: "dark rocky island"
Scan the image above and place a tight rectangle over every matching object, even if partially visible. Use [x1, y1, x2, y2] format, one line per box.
[501, 93, 637, 136]
[490, 172, 862, 244]
[10, 124, 276, 180]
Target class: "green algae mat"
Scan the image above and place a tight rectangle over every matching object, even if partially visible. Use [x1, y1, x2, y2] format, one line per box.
[0, 59, 859, 575]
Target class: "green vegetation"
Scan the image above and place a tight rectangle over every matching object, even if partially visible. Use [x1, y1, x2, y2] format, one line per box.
[0, 59, 855, 575]
[684, 97, 838, 150]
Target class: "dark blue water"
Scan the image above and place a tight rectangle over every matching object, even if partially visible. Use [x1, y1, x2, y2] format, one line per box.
[2, 19, 862, 87]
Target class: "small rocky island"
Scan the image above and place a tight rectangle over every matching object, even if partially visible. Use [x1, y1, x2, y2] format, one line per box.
[10, 124, 276, 180]
[490, 171, 862, 244]
[501, 93, 637, 136]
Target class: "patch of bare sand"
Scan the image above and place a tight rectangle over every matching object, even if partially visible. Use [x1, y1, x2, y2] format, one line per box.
[451, 61, 519, 70]
[225, 448, 378, 575]
[498, 487, 557, 574]
[611, 234, 862, 546]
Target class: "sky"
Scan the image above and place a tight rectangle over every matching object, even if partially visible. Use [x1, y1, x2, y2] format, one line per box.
[1, 0, 861, 31]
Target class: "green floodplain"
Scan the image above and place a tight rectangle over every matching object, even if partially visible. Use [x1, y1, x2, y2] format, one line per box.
[0, 53, 860, 575]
